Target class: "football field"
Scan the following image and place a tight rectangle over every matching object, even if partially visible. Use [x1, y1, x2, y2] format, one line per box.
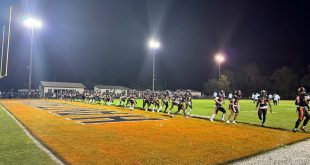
[117, 99, 299, 130]
[180, 99, 298, 130]
[0, 99, 309, 165]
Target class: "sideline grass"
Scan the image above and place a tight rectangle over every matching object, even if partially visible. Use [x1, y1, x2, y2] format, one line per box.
[1, 100, 309, 165]
[0, 104, 56, 165]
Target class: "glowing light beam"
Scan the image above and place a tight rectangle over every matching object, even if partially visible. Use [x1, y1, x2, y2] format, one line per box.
[23, 17, 42, 29]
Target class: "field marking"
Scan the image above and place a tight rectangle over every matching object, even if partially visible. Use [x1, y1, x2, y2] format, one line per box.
[80, 118, 165, 124]
[28, 100, 164, 125]
[0, 104, 66, 165]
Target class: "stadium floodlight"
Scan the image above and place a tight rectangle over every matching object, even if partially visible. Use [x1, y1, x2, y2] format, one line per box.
[23, 17, 42, 29]
[148, 39, 160, 91]
[23, 17, 42, 97]
[215, 52, 225, 79]
[149, 39, 160, 49]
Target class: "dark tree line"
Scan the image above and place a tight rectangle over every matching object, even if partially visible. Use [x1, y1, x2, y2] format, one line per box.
[204, 64, 310, 99]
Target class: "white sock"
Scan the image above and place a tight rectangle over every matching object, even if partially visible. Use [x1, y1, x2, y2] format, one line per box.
[211, 114, 216, 120]
[222, 114, 225, 120]
[157, 107, 161, 113]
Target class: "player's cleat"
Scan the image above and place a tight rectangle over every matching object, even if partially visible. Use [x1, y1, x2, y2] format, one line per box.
[232, 121, 236, 124]
[301, 126, 308, 132]
[210, 119, 214, 122]
[226, 120, 230, 124]
[293, 128, 298, 132]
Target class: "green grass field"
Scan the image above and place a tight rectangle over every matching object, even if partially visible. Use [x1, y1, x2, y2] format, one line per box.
[111, 99, 298, 130]
[0, 105, 56, 165]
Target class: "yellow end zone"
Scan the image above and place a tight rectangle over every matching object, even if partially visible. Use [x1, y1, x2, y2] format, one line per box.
[1, 99, 309, 165]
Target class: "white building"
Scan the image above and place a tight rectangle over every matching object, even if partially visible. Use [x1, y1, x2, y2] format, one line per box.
[190, 90, 202, 97]
[39, 81, 85, 96]
[178, 89, 202, 97]
[18, 89, 36, 93]
[94, 85, 130, 95]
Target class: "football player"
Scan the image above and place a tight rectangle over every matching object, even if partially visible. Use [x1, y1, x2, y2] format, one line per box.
[256, 90, 272, 127]
[171, 95, 189, 118]
[129, 95, 137, 111]
[168, 92, 179, 114]
[226, 90, 242, 124]
[142, 91, 150, 110]
[210, 90, 226, 122]
[162, 91, 170, 113]
[152, 93, 161, 112]
[185, 90, 193, 115]
[293, 87, 310, 132]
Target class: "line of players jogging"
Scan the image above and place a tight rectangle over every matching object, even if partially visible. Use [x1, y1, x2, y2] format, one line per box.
[210, 90, 242, 124]
[210, 90, 279, 126]
[117, 90, 192, 118]
[210, 90, 278, 126]
[58, 86, 310, 132]
[210, 87, 310, 132]
[62, 90, 193, 118]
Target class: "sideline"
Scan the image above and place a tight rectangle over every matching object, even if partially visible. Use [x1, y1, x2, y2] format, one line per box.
[226, 138, 310, 165]
[0, 103, 66, 165]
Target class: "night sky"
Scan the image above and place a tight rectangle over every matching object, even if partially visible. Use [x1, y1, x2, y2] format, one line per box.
[0, 0, 309, 90]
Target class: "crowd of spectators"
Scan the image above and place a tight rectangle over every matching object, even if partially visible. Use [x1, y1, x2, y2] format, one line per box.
[0, 89, 40, 99]
[0, 89, 202, 99]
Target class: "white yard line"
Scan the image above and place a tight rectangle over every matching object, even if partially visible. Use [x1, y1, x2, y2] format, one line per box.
[0, 104, 66, 165]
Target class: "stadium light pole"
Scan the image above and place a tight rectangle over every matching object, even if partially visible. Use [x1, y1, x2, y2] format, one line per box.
[148, 39, 160, 91]
[23, 17, 42, 97]
[0, 25, 5, 79]
[215, 53, 225, 79]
